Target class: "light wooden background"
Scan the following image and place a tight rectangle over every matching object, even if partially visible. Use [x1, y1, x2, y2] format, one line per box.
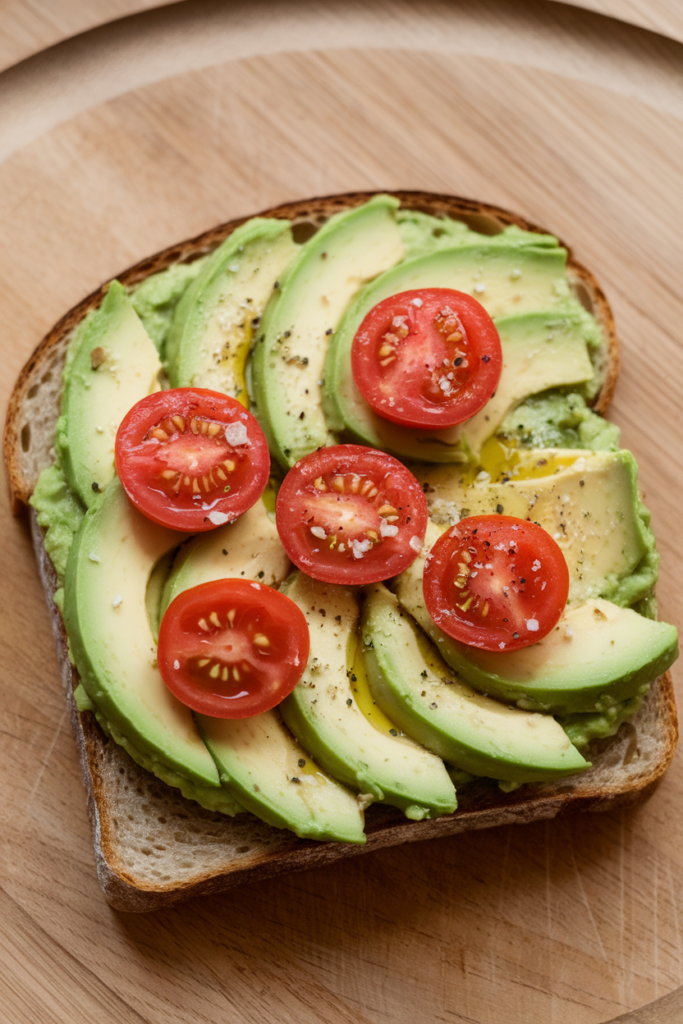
[2, 3, 683, 1023]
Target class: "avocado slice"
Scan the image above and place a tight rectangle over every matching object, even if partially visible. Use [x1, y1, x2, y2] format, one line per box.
[419, 449, 656, 605]
[161, 498, 290, 614]
[325, 306, 594, 462]
[197, 712, 365, 843]
[323, 243, 580, 460]
[362, 584, 589, 782]
[166, 218, 296, 401]
[57, 281, 162, 507]
[64, 479, 220, 787]
[280, 572, 457, 820]
[394, 525, 678, 714]
[251, 195, 405, 467]
[161, 506, 364, 842]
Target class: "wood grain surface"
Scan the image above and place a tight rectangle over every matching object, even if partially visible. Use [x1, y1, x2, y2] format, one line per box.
[2, 3, 683, 1023]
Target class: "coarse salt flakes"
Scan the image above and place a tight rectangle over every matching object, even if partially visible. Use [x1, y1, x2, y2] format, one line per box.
[379, 520, 399, 538]
[224, 421, 249, 446]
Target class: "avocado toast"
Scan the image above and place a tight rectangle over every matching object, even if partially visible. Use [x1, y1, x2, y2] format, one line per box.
[4, 191, 678, 911]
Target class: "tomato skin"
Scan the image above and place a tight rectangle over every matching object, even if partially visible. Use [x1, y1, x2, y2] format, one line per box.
[115, 388, 270, 532]
[423, 515, 569, 652]
[275, 444, 428, 585]
[157, 579, 310, 718]
[351, 288, 502, 429]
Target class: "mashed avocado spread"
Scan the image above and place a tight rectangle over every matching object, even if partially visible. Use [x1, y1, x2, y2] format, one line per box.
[31, 200, 675, 828]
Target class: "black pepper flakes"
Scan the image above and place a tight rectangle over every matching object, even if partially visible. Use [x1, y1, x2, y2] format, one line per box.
[496, 504, 504, 514]
[291, 777, 301, 784]
[298, 758, 306, 768]
[421, 670, 428, 679]
[482, 354, 491, 363]
[346, 698, 352, 707]
[389, 729, 398, 736]
[92, 482, 100, 492]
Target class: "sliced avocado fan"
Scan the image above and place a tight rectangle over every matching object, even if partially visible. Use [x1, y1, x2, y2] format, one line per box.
[162, 508, 365, 843]
[362, 584, 589, 783]
[280, 571, 457, 820]
[394, 522, 678, 715]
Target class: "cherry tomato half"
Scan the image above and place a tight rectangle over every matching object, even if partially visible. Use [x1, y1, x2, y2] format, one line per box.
[115, 388, 270, 531]
[157, 579, 310, 718]
[276, 444, 428, 585]
[423, 515, 569, 652]
[351, 288, 502, 429]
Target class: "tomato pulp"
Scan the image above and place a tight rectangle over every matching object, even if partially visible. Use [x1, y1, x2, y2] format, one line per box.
[423, 515, 569, 651]
[351, 288, 502, 429]
[275, 445, 428, 585]
[157, 579, 310, 718]
[115, 388, 270, 531]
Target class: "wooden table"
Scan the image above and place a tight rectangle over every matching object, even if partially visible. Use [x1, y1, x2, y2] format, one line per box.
[2, 3, 683, 1022]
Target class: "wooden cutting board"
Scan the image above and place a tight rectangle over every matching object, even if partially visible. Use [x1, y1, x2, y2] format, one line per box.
[1, 3, 682, 1023]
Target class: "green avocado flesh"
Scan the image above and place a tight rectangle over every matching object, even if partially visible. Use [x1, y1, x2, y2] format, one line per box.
[251, 194, 405, 467]
[41, 198, 677, 838]
[166, 218, 296, 401]
[159, 511, 364, 841]
[323, 243, 580, 460]
[30, 463, 85, 582]
[64, 479, 220, 787]
[280, 572, 457, 820]
[394, 523, 678, 715]
[161, 499, 290, 614]
[198, 711, 365, 843]
[56, 281, 162, 507]
[326, 306, 595, 462]
[131, 258, 208, 355]
[362, 585, 588, 782]
[419, 449, 658, 606]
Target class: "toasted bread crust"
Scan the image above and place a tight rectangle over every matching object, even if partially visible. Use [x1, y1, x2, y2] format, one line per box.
[4, 190, 619, 514]
[9, 191, 666, 913]
[31, 509, 677, 912]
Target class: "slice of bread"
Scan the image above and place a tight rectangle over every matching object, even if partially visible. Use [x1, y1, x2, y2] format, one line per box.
[4, 192, 673, 912]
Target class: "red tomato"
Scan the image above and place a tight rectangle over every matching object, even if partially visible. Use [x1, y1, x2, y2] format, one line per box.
[115, 388, 270, 531]
[276, 445, 428, 585]
[423, 515, 569, 652]
[157, 579, 310, 718]
[351, 288, 502, 428]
